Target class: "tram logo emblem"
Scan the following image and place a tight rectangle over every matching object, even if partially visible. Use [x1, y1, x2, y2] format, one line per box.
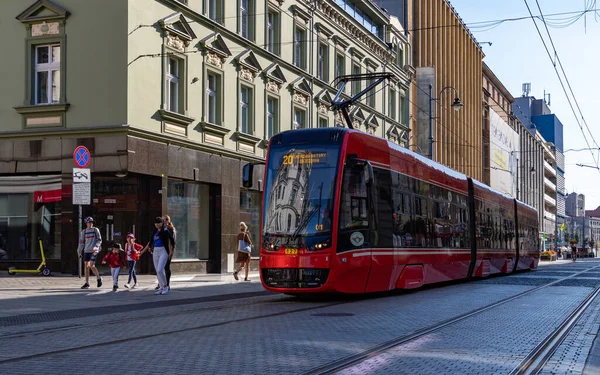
[350, 232, 365, 247]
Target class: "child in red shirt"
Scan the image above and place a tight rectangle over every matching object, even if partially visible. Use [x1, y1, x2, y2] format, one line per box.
[124, 233, 143, 289]
[102, 243, 125, 292]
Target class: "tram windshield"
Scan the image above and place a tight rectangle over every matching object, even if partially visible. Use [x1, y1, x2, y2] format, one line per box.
[263, 145, 340, 240]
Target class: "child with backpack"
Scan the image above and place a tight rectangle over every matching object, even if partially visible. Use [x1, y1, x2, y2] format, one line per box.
[102, 243, 126, 292]
[124, 233, 143, 289]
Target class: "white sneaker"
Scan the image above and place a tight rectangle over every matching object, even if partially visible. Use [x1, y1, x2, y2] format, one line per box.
[161, 286, 169, 295]
[132, 283, 138, 289]
[124, 284, 130, 289]
[154, 289, 163, 295]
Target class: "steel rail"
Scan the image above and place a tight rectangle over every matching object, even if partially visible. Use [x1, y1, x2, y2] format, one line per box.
[509, 285, 600, 375]
[302, 263, 600, 375]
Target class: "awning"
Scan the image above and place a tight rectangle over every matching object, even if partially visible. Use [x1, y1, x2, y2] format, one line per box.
[0, 175, 61, 194]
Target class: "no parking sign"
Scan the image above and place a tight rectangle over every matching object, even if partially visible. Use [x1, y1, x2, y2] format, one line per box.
[73, 146, 91, 168]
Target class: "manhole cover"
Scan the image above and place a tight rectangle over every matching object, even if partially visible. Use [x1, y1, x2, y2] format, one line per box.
[311, 313, 355, 317]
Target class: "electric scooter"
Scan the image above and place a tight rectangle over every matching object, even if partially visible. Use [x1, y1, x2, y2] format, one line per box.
[7, 239, 51, 276]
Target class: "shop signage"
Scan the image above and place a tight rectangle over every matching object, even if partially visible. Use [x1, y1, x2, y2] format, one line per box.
[104, 199, 116, 204]
[34, 189, 62, 203]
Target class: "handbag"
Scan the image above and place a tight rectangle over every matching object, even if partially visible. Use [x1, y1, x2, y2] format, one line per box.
[240, 233, 252, 254]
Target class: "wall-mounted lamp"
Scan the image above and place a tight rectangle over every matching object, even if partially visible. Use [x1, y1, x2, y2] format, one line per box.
[191, 77, 200, 84]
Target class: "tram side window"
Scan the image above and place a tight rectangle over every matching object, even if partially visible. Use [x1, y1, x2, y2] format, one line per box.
[373, 168, 394, 248]
[391, 169, 414, 248]
[340, 166, 368, 229]
[413, 195, 430, 247]
[433, 200, 451, 248]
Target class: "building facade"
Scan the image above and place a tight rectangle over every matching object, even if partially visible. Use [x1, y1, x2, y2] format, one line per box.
[407, 0, 484, 180]
[566, 193, 585, 217]
[513, 95, 561, 249]
[0, 0, 411, 274]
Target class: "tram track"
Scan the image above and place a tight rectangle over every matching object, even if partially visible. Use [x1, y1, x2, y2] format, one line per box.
[0, 292, 285, 339]
[302, 263, 600, 375]
[0, 299, 351, 365]
[509, 285, 600, 375]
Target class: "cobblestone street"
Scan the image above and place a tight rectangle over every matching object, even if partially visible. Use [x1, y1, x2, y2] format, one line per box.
[0, 260, 600, 374]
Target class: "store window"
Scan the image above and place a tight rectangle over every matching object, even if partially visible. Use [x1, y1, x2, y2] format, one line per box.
[0, 177, 62, 261]
[167, 181, 210, 260]
[240, 190, 261, 257]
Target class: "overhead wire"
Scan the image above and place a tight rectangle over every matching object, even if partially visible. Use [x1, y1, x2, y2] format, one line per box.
[524, 0, 600, 172]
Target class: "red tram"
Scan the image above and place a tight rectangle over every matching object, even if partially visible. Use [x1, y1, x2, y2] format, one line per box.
[244, 128, 539, 294]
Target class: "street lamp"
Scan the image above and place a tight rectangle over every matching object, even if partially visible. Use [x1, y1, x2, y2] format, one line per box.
[429, 85, 463, 160]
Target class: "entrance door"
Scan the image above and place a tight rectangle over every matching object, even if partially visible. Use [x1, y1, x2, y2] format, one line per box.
[95, 211, 137, 250]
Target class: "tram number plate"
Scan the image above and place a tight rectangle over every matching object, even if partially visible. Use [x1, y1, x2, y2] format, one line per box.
[284, 249, 298, 255]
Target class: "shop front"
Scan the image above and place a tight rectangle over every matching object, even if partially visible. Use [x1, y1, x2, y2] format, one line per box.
[0, 175, 64, 270]
[0, 133, 264, 275]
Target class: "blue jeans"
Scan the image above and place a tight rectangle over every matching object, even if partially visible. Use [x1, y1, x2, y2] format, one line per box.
[127, 260, 137, 284]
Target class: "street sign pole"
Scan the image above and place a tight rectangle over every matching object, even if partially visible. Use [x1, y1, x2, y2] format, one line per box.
[73, 146, 91, 278]
[78, 205, 82, 279]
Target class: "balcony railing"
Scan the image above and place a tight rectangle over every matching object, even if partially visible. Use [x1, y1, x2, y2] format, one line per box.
[543, 211, 556, 222]
[544, 177, 557, 192]
[544, 193, 557, 207]
[544, 160, 557, 177]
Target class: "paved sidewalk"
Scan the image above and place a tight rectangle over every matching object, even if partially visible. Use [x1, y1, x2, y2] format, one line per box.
[0, 271, 264, 320]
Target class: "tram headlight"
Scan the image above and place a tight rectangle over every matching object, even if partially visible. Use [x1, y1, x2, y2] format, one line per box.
[310, 238, 331, 251]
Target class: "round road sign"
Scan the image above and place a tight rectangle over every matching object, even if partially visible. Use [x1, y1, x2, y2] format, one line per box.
[73, 146, 91, 168]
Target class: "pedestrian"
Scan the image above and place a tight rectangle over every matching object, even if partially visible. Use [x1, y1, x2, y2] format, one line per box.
[233, 222, 252, 281]
[161, 215, 177, 291]
[124, 233, 143, 289]
[103, 243, 126, 292]
[77, 217, 103, 289]
[144, 217, 174, 295]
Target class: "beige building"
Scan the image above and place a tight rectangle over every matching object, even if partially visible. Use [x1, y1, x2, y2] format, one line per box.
[0, 0, 411, 274]
[408, 0, 484, 180]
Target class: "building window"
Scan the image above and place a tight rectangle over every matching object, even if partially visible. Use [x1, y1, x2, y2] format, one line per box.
[293, 107, 306, 129]
[294, 27, 307, 70]
[166, 57, 180, 113]
[351, 63, 361, 96]
[366, 71, 375, 107]
[335, 53, 345, 80]
[266, 9, 280, 55]
[396, 45, 404, 67]
[240, 190, 261, 257]
[389, 89, 397, 121]
[240, 0, 255, 41]
[317, 42, 329, 82]
[0, 185, 62, 261]
[240, 85, 254, 134]
[207, 0, 224, 23]
[206, 72, 222, 124]
[34, 45, 61, 104]
[400, 94, 407, 125]
[167, 181, 210, 260]
[319, 117, 328, 128]
[267, 97, 279, 138]
[334, 0, 384, 39]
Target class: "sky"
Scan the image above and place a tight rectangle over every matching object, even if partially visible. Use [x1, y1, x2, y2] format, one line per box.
[447, 0, 600, 210]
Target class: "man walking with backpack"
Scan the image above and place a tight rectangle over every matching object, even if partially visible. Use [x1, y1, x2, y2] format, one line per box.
[77, 217, 103, 289]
